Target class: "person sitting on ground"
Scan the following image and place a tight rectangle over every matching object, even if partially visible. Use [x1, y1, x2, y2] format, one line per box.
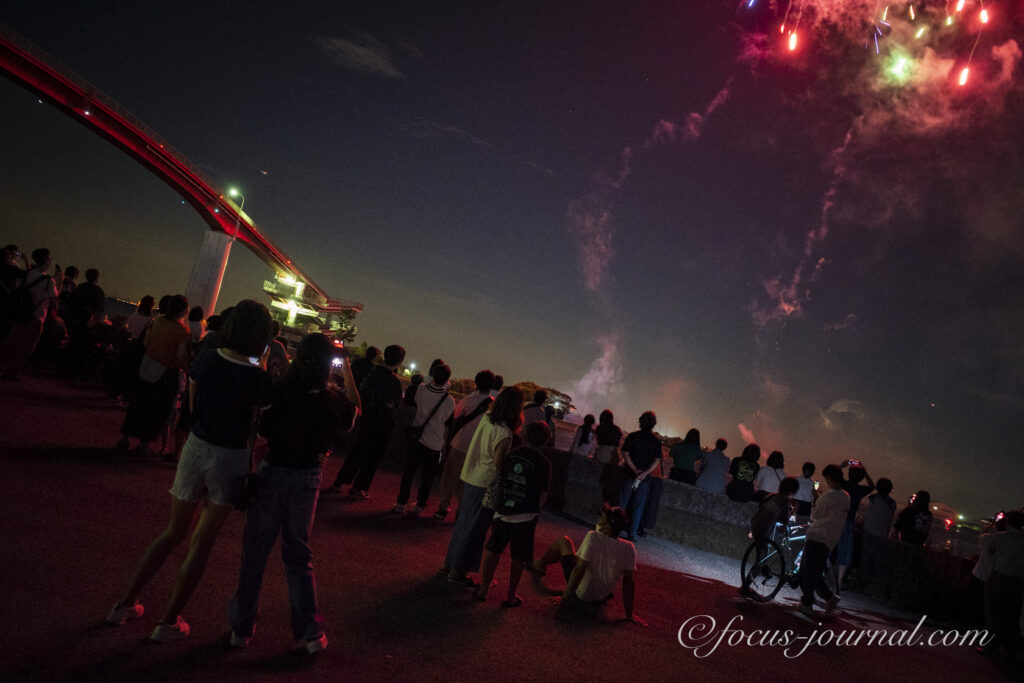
[474, 422, 552, 606]
[569, 414, 597, 459]
[740, 476, 800, 599]
[434, 369, 495, 520]
[228, 333, 360, 654]
[695, 438, 729, 495]
[893, 490, 932, 546]
[618, 411, 663, 542]
[753, 450, 787, 502]
[394, 363, 455, 515]
[668, 428, 703, 484]
[799, 465, 848, 617]
[528, 504, 646, 626]
[725, 443, 761, 503]
[107, 299, 274, 642]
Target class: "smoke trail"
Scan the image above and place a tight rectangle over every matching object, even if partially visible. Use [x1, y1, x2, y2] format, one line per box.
[567, 83, 734, 410]
[752, 124, 855, 327]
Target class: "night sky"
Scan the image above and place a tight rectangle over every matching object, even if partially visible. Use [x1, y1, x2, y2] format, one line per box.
[2, 2, 1022, 518]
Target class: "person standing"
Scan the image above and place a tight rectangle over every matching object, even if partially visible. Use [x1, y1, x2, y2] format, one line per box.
[330, 344, 405, 497]
[394, 363, 455, 515]
[594, 410, 624, 505]
[695, 438, 730, 495]
[792, 462, 817, 523]
[434, 370, 494, 520]
[981, 510, 1024, 665]
[861, 477, 897, 588]
[836, 460, 875, 588]
[474, 422, 552, 606]
[116, 295, 190, 457]
[799, 465, 849, 617]
[348, 345, 379, 390]
[441, 386, 523, 586]
[228, 333, 360, 653]
[618, 411, 663, 543]
[106, 299, 273, 641]
[0, 248, 59, 380]
[894, 490, 933, 546]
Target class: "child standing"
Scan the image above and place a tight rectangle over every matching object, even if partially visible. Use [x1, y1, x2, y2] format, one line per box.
[474, 422, 552, 606]
[800, 464, 849, 617]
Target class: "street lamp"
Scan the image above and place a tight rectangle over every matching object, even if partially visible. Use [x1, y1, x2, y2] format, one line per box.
[227, 187, 245, 239]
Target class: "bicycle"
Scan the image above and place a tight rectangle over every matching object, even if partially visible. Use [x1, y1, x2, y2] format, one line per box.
[739, 521, 838, 602]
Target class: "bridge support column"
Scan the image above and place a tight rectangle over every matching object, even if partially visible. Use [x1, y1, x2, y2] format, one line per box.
[185, 231, 233, 317]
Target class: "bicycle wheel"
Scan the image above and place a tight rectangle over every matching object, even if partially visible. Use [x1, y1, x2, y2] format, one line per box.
[740, 539, 786, 602]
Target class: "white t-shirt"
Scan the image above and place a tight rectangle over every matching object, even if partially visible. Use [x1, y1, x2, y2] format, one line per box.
[24, 270, 57, 323]
[575, 531, 637, 603]
[754, 466, 787, 494]
[806, 489, 850, 550]
[460, 417, 512, 488]
[450, 392, 491, 453]
[126, 312, 151, 339]
[412, 383, 455, 451]
[794, 475, 815, 504]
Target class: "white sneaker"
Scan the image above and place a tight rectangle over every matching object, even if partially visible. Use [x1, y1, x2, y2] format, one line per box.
[151, 616, 190, 642]
[306, 633, 328, 654]
[106, 601, 144, 626]
[230, 631, 252, 648]
[392, 503, 406, 513]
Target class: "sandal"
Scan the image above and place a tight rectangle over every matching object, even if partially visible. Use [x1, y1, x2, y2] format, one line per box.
[501, 595, 524, 608]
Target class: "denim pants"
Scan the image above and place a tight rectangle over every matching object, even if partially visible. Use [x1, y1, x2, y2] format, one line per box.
[619, 476, 651, 540]
[228, 462, 325, 642]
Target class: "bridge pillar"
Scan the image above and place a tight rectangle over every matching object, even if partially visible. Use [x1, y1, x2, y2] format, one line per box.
[185, 231, 233, 317]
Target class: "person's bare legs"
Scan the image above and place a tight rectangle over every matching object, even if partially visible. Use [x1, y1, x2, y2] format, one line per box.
[118, 495, 198, 607]
[476, 550, 501, 600]
[160, 502, 233, 622]
[530, 536, 575, 574]
[506, 561, 526, 602]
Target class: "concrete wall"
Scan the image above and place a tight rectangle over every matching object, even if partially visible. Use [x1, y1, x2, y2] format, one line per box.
[561, 455, 757, 559]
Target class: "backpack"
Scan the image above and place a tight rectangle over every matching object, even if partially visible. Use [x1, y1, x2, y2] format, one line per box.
[4, 274, 50, 323]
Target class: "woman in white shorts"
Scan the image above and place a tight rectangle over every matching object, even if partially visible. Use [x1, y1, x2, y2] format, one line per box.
[105, 300, 274, 642]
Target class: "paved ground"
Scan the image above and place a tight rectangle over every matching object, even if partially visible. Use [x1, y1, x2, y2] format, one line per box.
[0, 375, 1015, 682]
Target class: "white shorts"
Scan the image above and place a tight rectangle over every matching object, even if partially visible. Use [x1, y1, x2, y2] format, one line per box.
[169, 434, 249, 507]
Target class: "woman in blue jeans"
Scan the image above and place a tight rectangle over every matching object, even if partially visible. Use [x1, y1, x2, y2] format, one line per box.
[228, 333, 360, 653]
